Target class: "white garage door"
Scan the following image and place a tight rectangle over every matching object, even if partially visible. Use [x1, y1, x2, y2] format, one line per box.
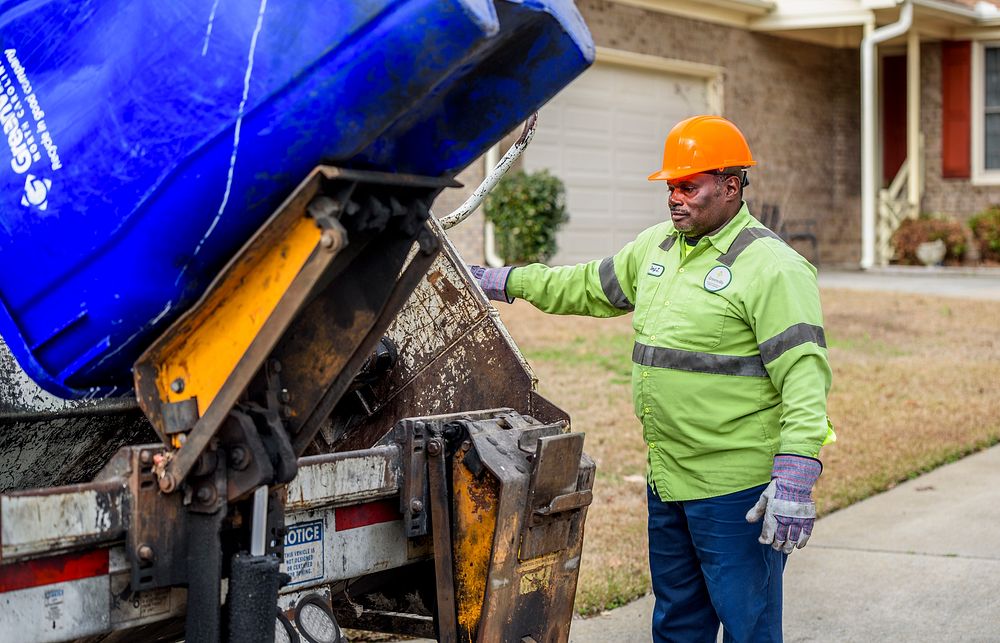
[524, 62, 710, 265]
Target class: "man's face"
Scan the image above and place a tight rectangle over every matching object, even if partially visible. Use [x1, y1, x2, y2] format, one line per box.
[666, 173, 740, 237]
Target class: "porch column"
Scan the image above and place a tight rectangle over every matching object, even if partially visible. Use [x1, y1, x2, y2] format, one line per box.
[861, 18, 875, 269]
[907, 30, 921, 212]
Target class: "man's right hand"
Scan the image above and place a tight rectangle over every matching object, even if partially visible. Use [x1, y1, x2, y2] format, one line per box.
[469, 265, 514, 303]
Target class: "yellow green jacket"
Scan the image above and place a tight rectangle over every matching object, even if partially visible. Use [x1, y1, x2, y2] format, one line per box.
[506, 203, 833, 501]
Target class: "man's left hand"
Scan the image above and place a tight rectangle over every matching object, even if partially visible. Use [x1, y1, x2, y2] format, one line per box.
[745, 454, 822, 554]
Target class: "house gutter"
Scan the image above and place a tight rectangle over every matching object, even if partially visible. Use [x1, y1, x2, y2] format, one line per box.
[860, 0, 913, 269]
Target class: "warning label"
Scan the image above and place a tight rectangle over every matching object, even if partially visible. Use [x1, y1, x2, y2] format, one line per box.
[283, 520, 324, 586]
[110, 573, 172, 624]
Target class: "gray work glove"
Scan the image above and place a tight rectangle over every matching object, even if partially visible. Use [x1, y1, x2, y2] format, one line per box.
[745, 454, 822, 554]
[468, 265, 514, 303]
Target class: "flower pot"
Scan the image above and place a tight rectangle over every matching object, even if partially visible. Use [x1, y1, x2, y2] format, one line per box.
[916, 239, 947, 266]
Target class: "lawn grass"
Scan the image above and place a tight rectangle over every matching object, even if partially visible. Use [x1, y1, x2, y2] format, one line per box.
[497, 288, 1000, 616]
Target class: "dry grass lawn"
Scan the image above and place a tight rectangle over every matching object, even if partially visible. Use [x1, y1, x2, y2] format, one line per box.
[496, 288, 1000, 616]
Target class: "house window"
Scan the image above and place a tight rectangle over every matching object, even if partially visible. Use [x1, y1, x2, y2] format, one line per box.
[969, 41, 1000, 184]
[984, 46, 1000, 169]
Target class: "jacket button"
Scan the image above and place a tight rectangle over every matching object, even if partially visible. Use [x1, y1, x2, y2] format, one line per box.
[649, 442, 657, 449]
[678, 268, 685, 273]
[650, 335, 656, 340]
[642, 372, 649, 379]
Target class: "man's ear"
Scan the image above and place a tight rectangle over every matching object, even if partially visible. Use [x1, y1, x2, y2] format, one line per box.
[725, 175, 742, 201]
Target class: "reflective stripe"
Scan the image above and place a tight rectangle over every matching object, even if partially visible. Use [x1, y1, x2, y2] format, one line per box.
[758, 323, 826, 363]
[717, 227, 784, 266]
[632, 342, 768, 377]
[599, 256, 634, 310]
[659, 236, 676, 252]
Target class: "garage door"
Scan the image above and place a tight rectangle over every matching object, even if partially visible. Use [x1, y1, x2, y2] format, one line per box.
[524, 62, 709, 265]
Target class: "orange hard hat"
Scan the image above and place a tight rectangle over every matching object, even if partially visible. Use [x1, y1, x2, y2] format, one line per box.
[647, 115, 756, 182]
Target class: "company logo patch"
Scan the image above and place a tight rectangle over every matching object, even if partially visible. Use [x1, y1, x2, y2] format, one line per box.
[704, 265, 732, 292]
[647, 263, 665, 277]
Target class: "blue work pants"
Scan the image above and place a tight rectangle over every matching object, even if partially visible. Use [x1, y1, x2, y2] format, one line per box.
[647, 484, 786, 642]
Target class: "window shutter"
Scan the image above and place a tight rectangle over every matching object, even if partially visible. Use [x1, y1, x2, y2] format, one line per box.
[941, 40, 971, 178]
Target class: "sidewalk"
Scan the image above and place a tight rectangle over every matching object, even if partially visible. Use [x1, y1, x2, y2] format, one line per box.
[817, 267, 1000, 300]
[569, 444, 1000, 642]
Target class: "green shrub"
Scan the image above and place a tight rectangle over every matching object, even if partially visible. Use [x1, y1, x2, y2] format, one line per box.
[890, 215, 966, 265]
[484, 169, 568, 264]
[969, 206, 1000, 263]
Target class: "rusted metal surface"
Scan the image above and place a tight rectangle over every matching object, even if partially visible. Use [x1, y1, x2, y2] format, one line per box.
[453, 414, 593, 643]
[427, 435, 459, 643]
[286, 226, 441, 455]
[452, 441, 499, 642]
[334, 606, 436, 639]
[121, 445, 186, 591]
[314, 218, 544, 456]
[520, 433, 588, 561]
[395, 420, 430, 537]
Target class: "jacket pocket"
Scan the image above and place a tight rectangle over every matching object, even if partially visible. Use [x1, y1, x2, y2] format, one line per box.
[671, 291, 730, 351]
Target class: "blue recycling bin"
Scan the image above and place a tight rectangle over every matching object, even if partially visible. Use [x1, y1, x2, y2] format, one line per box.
[0, 0, 593, 398]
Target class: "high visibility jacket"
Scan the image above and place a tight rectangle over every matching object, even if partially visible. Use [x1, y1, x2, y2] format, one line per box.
[507, 203, 833, 501]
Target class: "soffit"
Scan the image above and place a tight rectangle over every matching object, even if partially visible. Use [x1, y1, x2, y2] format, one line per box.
[610, 0, 1000, 47]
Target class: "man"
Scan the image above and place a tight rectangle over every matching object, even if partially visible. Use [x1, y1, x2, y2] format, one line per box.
[470, 115, 834, 642]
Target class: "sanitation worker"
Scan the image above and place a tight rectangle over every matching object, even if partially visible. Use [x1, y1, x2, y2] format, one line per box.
[470, 114, 834, 642]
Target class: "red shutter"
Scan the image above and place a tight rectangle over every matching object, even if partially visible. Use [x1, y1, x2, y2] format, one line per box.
[941, 40, 971, 178]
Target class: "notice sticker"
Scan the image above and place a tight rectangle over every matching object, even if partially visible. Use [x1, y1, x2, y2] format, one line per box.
[283, 520, 324, 586]
[44, 588, 64, 607]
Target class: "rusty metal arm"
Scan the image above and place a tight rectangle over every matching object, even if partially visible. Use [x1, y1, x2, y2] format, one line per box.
[439, 113, 537, 230]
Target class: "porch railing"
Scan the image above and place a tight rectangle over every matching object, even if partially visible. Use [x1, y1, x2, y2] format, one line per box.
[876, 153, 922, 266]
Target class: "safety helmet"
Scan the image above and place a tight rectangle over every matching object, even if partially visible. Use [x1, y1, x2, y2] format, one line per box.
[647, 115, 756, 182]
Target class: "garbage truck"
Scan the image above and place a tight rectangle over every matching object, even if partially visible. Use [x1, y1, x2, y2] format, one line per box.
[0, 2, 596, 641]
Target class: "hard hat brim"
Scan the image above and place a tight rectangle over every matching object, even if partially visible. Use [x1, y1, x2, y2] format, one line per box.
[646, 161, 756, 183]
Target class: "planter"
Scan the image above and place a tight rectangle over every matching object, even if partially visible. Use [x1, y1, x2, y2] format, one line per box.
[916, 240, 947, 266]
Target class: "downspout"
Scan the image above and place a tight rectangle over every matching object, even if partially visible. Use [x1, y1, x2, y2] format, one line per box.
[860, 0, 913, 269]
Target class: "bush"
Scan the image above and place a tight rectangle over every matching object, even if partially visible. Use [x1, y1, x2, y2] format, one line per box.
[969, 206, 1000, 263]
[890, 215, 966, 265]
[484, 169, 568, 264]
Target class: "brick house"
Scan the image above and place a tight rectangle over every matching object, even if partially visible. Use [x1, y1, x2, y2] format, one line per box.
[438, 0, 1000, 268]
